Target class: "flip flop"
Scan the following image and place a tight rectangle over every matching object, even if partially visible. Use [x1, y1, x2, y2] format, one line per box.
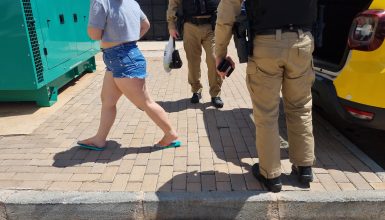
[155, 140, 181, 149]
[77, 142, 106, 151]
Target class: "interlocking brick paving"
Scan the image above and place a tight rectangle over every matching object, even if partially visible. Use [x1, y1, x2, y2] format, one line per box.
[0, 43, 383, 193]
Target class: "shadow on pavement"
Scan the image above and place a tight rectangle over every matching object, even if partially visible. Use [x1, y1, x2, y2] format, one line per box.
[152, 171, 272, 219]
[158, 98, 312, 191]
[315, 106, 385, 170]
[53, 140, 164, 168]
[0, 73, 89, 118]
[0, 102, 39, 117]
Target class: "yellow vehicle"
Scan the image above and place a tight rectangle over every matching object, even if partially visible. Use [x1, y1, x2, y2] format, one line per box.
[312, 0, 385, 130]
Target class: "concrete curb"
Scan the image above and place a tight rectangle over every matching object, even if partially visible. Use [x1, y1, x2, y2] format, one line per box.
[277, 191, 385, 219]
[1, 190, 385, 219]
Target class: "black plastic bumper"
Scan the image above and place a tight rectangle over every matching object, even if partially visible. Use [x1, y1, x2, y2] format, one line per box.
[312, 75, 385, 131]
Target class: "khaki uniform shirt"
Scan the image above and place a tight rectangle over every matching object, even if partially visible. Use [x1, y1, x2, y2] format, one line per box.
[166, 0, 181, 30]
[215, 0, 242, 59]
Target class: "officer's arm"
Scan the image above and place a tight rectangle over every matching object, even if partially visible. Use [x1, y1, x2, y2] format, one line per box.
[166, 0, 180, 31]
[215, 0, 242, 59]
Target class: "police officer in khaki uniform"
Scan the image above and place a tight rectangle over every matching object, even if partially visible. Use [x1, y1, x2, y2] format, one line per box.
[215, 0, 317, 192]
[167, 0, 224, 108]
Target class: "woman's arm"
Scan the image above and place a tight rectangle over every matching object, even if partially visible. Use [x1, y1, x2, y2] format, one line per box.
[88, 0, 106, 41]
[140, 18, 151, 38]
[87, 27, 103, 40]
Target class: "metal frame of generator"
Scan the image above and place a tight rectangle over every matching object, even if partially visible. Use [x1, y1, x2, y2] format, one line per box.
[0, 0, 99, 106]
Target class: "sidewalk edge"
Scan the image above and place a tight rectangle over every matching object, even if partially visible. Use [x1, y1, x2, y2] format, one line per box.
[1, 190, 385, 219]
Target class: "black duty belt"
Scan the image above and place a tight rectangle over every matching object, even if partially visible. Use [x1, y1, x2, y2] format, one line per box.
[185, 17, 212, 25]
[255, 26, 312, 35]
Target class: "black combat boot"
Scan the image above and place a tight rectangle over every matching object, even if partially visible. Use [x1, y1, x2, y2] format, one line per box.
[252, 163, 282, 193]
[292, 165, 313, 184]
[191, 92, 201, 103]
[211, 97, 224, 108]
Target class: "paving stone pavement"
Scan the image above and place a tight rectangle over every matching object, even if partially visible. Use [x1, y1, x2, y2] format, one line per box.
[0, 42, 384, 194]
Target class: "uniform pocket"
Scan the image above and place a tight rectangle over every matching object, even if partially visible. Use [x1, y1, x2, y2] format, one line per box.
[298, 44, 313, 60]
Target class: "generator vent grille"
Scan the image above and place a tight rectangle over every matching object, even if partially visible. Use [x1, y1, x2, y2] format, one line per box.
[22, 0, 44, 83]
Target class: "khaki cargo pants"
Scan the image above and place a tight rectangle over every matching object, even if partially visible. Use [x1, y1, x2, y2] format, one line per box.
[246, 30, 316, 179]
[183, 22, 223, 97]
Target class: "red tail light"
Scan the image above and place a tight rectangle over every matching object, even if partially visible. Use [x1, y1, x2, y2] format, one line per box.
[344, 106, 374, 121]
[348, 9, 385, 51]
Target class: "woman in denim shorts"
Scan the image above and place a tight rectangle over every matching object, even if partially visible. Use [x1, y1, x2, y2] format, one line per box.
[77, 0, 180, 150]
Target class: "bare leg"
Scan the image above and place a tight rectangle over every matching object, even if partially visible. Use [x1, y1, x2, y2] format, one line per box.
[78, 72, 122, 148]
[114, 78, 178, 146]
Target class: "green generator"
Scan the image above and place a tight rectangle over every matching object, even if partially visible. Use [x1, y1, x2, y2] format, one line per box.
[0, 0, 99, 106]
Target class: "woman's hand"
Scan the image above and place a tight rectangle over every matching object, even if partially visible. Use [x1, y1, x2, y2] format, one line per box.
[169, 28, 179, 39]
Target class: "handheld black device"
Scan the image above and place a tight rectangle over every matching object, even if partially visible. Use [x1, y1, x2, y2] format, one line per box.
[217, 59, 234, 77]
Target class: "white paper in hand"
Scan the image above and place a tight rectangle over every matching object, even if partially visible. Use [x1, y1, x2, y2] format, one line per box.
[163, 36, 174, 73]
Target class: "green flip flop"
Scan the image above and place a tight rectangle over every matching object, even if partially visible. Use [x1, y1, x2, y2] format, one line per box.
[156, 140, 182, 149]
[77, 142, 106, 151]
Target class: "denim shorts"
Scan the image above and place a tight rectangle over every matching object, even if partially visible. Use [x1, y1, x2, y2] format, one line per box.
[102, 42, 147, 79]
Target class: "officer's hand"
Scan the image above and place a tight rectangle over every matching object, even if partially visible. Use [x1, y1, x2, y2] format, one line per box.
[169, 29, 179, 39]
[216, 56, 235, 79]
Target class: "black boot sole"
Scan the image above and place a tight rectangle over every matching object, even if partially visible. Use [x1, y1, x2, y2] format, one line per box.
[191, 99, 199, 104]
[299, 175, 313, 184]
[255, 175, 282, 193]
[211, 102, 223, 108]
[211, 99, 224, 108]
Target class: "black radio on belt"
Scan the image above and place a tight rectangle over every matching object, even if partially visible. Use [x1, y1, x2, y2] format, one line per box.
[217, 59, 234, 77]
